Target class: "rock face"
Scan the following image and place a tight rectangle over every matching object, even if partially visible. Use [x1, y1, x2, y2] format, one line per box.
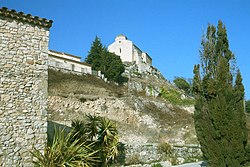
[0, 8, 52, 166]
[48, 93, 197, 145]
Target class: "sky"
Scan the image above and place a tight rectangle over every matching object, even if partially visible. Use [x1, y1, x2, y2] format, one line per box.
[1, 0, 249, 99]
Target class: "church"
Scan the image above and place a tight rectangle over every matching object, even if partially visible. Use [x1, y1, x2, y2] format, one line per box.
[108, 34, 152, 73]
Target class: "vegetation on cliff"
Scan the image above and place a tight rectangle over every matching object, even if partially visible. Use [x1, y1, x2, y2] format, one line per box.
[193, 20, 248, 166]
[173, 77, 191, 94]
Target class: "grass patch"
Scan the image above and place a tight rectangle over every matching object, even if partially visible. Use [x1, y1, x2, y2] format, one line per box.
[159, 87, 195, 106]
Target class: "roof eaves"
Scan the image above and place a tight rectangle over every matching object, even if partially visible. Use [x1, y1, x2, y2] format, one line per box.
[0, 7, 53, 28]
[49, 50, 81, 59]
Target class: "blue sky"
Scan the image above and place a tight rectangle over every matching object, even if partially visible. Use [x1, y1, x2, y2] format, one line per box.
[1, 0, 249, 99]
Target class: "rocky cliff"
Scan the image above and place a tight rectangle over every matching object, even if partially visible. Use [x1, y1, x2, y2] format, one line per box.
[48, 69, 197, 145]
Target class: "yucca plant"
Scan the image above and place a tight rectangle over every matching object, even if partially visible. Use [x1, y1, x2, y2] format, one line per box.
[85, 114, 101, 141]
[71, 119, 88, 143]
[71, 115, 120, 167]
[98, 117, 119, 167]
[31, 128, 99, 167]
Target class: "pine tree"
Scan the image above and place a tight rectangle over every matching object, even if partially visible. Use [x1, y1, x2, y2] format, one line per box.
[193, 20, 248, 167]
[85, 36, 104, 71]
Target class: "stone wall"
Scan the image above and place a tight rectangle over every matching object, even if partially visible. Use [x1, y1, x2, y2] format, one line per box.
[0, 7, 52, 166]
[123, 143, 202, 166]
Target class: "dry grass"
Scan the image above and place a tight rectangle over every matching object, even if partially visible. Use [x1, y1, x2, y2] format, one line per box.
[48, 69, 126, 97]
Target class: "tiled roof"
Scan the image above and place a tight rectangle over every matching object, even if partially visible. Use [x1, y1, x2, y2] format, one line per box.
[0, 7, 53, 28]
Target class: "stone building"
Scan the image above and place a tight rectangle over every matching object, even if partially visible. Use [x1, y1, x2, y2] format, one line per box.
[108, 34, 152, 73]
[0, 7, 52, 166]
[48, 50, 92, 74]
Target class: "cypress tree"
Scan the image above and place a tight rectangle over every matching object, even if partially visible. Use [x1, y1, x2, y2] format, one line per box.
[193, 20, 247, 167]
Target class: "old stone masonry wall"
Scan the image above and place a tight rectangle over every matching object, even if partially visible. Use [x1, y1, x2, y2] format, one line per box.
[0, 8, 52, 166]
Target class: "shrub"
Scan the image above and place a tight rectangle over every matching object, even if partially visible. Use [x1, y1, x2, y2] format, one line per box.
[126, 154, 142, 165]
[31, 128, 99, 167]
[159, 87, 195, 105]
[151, 163, 163, 167]
[158, 142, 172, 155]
[173, 77, 191, 94]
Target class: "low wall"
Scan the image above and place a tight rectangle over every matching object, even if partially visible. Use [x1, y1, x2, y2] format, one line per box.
[123, 143, 202, 166]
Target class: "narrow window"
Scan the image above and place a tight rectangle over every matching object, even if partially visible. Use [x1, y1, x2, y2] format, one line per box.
[71, 64, 75, 71]
[119, 48, 122, 53]
[55, 61, 60, 67]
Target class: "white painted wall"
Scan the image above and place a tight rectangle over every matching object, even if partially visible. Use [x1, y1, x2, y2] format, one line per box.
[108, 35, 133, 62]
[132, 45, 143, 64]
[48, 55, 92, 74]
[108, 35, 153, 73]
[142, 52, 152, 65]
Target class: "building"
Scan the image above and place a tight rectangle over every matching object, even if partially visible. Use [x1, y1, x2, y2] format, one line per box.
[48, 50, 92, 74]
[108, 35, 152, 73]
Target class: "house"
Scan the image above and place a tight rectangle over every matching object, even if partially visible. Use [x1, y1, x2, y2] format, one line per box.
[108, 35, 152, 73]
[48, 50, 92, 74]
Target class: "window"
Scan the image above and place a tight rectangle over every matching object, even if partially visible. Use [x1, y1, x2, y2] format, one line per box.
[81, 68, 86, 73]
[119, 41, 121, 43]
[71, 64, 75, 71]
[55, 61, 60, 67]
[119, 48, 122, 53]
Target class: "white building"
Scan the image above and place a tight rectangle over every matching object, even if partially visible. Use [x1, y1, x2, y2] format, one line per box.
[108, 35, 152, 73]
[48, 50, 92, 74]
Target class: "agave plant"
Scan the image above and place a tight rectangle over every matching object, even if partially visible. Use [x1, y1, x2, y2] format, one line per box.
[31, 127, 99, 167]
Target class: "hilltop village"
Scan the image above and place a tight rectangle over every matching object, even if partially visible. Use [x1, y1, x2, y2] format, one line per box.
[48, 34, 160, 81]
[0, 7, 199, 167]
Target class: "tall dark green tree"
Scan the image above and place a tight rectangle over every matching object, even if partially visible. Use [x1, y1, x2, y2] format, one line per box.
[85, 36, 104, 71]
[245, 100, 250, 113]
[86, 37, 125, 84]
[193, 20, 248, 167]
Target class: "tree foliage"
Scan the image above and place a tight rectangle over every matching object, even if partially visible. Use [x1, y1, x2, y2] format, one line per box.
[246, 100, 250, 113]
[193, 20, 248, 167]
[86, 36, 125, 84]
[173, 77, 191, 94]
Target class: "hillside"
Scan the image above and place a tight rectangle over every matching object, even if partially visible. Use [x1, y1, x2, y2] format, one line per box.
[48, 69, 198, 145]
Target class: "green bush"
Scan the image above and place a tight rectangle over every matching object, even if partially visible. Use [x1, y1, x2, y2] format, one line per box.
[159, 87, 195, 105]
[151, 163, 163, 167]
[173, 77, 191, 94]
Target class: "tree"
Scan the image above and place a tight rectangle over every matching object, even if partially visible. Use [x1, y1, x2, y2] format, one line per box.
[245, 100, 250, 113]
[173, 77, 191, 94]
[193, 20, 248, 167]
[85, 36, 104, 71]
[85, 37, 125, 84]
[102, 51, 125, 84]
